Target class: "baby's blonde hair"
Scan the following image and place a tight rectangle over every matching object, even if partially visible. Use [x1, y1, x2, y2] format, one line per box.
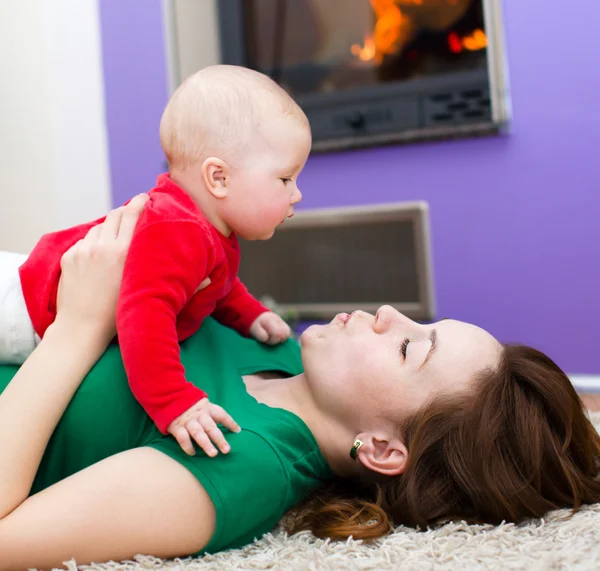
[160, 65, 309, 170]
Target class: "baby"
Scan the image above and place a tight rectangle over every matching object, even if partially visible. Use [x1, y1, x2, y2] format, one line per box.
[0, 65, 312, 456]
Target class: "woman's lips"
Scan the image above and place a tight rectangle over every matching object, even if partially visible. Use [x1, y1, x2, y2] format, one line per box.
[336, 312, 351, 326]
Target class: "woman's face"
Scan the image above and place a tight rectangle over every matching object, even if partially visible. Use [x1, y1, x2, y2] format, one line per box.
[300, 306, 501, 426]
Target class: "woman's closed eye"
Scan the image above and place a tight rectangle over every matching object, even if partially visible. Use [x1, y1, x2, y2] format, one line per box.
[400, 337, 410, 359]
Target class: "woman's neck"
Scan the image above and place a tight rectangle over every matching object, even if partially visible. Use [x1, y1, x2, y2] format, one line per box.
[243, 372, 354, 475]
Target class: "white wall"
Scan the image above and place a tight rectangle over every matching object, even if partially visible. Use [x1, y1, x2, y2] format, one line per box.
[0, 0, 111, 253]
[166, 0, 220, 89]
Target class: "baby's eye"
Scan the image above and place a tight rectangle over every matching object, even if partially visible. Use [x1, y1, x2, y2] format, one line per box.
[281, 178, 291, 185]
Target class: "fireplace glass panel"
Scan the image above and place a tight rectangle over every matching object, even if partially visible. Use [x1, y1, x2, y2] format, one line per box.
[242, 0, 488, 98]
[168, 0, 510, 149]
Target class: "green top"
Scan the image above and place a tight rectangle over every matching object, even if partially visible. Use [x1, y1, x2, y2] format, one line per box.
[0, 318, 331, 554]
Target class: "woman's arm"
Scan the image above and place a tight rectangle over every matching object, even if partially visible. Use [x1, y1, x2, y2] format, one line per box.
[0, 196, 216, 569]
[0, 320, 111, 518]
[0, 447, 215, 570]
[0, 197, 147, 519]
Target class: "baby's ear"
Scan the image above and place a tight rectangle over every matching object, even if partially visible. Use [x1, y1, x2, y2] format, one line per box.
[201, 157, 229, 199]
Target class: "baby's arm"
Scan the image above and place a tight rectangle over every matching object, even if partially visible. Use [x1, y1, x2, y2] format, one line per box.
[212, 277, 269, 334]
[117, 222, 213, 434]
[213, 278, 291, 344]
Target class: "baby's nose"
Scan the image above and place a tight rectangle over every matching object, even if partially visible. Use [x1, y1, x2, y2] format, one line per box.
[291, 187, 303, 204]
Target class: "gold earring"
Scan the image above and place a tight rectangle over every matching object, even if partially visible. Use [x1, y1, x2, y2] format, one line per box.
[349, 439, 363, 460]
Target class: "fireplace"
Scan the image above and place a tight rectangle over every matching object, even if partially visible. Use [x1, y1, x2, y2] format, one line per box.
[167, 0, 510, 151]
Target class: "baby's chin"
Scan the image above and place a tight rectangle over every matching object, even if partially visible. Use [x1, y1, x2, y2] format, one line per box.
[258, 229, 276, 240]
[239, 228, 276, 240]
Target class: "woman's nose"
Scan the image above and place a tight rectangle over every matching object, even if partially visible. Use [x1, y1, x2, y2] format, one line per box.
[375, 305, 415, 332]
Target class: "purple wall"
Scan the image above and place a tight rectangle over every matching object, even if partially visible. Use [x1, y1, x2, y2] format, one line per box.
[99, 0, 600, 374]
[99, 0, 168, 202]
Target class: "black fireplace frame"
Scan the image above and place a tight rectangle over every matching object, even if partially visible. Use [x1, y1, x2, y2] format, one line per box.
[216, 0, 511, 152]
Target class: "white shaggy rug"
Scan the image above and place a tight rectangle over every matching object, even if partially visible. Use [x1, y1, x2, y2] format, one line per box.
[53, 412, 600, 571]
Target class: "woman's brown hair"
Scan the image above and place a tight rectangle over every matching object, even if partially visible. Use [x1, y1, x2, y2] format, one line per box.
[288, 344, 600, 541]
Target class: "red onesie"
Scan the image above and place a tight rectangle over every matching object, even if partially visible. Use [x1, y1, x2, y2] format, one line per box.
[19, 174, 268, 432]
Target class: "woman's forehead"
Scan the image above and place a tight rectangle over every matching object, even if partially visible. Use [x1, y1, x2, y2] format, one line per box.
[432, 319, 501, 374]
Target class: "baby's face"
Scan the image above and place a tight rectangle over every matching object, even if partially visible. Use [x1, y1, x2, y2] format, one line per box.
[223, 118, 312, 240]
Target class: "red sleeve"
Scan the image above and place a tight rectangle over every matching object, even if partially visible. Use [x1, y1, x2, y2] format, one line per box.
[212, 277, 269, 336]
[117, 221, 213, 433]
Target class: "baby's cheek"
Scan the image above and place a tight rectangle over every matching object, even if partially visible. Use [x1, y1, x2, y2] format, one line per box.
[266, 199, 289, 218]
[253, 204, 288, 232]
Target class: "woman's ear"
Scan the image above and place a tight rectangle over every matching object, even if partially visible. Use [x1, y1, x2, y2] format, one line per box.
[201, 157, 229, 199]
[354, 432, 408, 477]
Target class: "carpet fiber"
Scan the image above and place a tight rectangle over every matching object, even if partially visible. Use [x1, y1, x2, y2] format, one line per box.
[54, 412, 600, 571]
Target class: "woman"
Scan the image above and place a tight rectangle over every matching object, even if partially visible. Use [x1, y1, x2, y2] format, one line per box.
[1, 198, 599, 569]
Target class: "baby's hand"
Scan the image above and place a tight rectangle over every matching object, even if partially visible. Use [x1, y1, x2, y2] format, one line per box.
[249, 312, 291, 345]
[167, 398, 241, 457]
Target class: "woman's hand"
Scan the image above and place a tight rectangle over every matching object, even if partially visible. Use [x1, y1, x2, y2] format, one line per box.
[55, 194, 148, 342]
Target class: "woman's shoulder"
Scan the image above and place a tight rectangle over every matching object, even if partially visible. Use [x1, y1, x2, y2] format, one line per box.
[144, 399, 329, 554]
[146, 426, 289, 553]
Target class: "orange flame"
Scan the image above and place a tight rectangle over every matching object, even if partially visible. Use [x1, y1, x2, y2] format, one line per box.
[448, 28, 487, 53]
[462, 28, 487, 51]
[351, 36, 377, 61]
[350, 1, 487, 63]
[351, 0, 405, 64]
